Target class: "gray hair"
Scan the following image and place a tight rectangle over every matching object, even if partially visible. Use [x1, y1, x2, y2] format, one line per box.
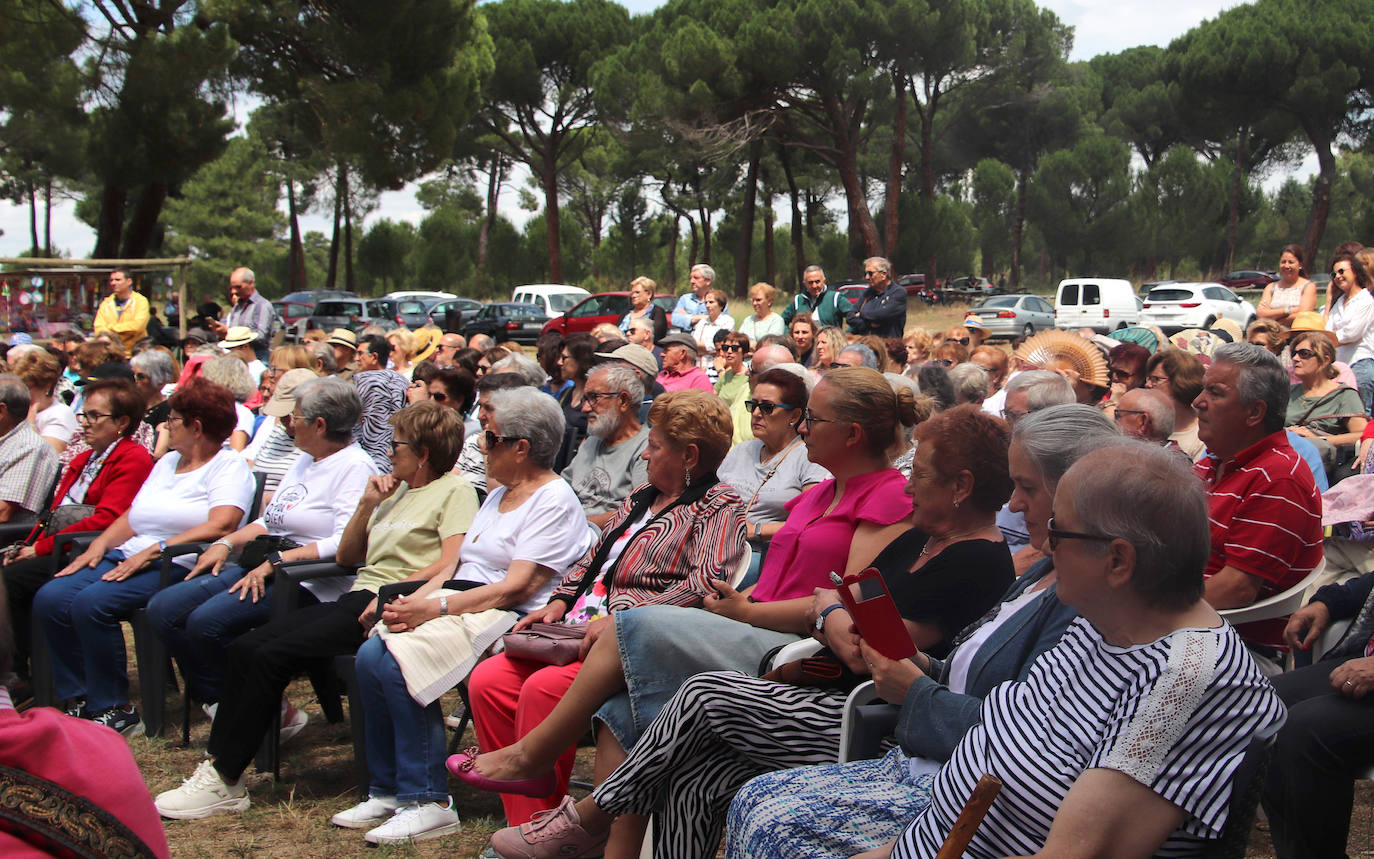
[236, 267, 255, 284]
[489, 386, 565, 469]
[130, 349, 177, 387]
[839, 344, 879, 370]
[1004, 369, 1074, 412]
[803, 265, 825, 278]
[0, 374, 31, 422]
[589, 363, 645, 404]
[863, 256, 892, 275]
[1013, 403, 1120, 487]
[490, 352, 547, 388]
[691, 263, 715, 284]
[295, 376, 362, 442]
[201, 356, 255, 402]
[627, 316, 655, 334]
[948, 363, 990, 404]
[1124, 388, 1175, 440]
[1213, 342, 1288, 434]
[1066, 442, 1208, 611]
[307, 341, 337, 373]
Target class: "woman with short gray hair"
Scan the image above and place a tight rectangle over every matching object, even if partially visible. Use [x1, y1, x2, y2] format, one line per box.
[201, 356, 257, 451]
[336, 387, 593, 842]
[130, 348, 176, 434]
[295, 376, 363, 443]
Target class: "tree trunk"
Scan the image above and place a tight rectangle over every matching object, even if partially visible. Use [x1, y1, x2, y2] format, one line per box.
[43, 177, 53, 257]
[325, 165, 343, 291]
[540, 152, 563, 283]
[478, 156, 503, 274]
[286, 178, 306, 293]
[27, 181, 39, 255]
[94, 184, 126, 259]
[667, 213, 679, 288]
[836, 154, 881, 264]
[121, 182, 167, 258]
[885, 71, 910, 256]
[1301, 127, 1334, 275]
[735, 141, 762, 293]
[342, 165, 355, 294]
[1011, 167, 1029, 289]
[1226, 129, 1245, 274]
[779, 144, 805, 287]
[763, 188, 775, 287]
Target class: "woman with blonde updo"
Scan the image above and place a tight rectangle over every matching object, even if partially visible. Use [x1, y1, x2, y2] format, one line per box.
[738, 282, 786, 344]
[451, 368, 916, 838]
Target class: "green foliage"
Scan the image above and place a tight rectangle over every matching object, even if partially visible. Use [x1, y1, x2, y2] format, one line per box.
[1027, 135, 1133, 272]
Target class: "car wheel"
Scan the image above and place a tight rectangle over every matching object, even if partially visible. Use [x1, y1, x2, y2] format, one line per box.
[1203, 316, 1215, 329]
[1115, 322, 1127, 331]
[1022, 323, 1035, 337]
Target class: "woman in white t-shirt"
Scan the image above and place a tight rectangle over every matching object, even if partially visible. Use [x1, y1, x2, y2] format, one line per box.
[145, 376, 376, 712]
[344, 388, 594, 844]
[33, 377, 255, 736]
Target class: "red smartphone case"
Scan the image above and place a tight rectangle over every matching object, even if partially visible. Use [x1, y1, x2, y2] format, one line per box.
[836, 566, 917, 661]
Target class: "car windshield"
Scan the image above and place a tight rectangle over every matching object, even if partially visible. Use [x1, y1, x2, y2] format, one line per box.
[315, 301, 362, 315]
[548, 293, 582, 313]
[398, 301, 428, 314]
[977, 296, 1018, 309]
[1147, 289, 1197, 302]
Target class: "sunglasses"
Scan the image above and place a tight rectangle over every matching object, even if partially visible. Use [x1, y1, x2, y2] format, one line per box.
[484, 429, 523, 449]
[745, 400, 797, 416]
[719, 344, 744, 352]
[945, 337, 970, 346]
[1046, 517, 1115, 551]
[1293, 348, 1319, 360]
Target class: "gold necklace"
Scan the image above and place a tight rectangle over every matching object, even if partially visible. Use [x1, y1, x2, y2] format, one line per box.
[919, 525, 989, 557]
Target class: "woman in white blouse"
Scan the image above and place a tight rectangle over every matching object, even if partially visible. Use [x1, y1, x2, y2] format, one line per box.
[1325, 251, 1374, 414]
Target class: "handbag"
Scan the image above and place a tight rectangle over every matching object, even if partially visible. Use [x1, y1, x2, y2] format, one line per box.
[43, 503, 97, 536]
[501, 623, 588, 666]
[238, 535, 301, 570]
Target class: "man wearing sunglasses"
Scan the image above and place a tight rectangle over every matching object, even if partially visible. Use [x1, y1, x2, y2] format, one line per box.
[844, 256, 907, 338]
[562, 365, 649, 529]
[1193, 343, 1322, 655]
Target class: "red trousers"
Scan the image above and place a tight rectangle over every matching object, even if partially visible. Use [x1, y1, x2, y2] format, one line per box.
[468, 652, 583, 825]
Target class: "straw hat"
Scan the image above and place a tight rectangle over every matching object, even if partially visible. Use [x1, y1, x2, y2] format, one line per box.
[1288, 311, 1338, 350]
[1012, 330, 1110, 388]
[411, 327, 440, 363]
[220, 326, 256, 350]
[1208, 318, 1244, 344]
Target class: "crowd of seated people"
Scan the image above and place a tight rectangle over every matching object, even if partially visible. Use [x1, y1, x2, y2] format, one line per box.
[4, 247, 1373, 856]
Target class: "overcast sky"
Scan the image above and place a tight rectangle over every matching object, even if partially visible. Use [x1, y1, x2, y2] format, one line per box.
[0, 0, 1254, 260]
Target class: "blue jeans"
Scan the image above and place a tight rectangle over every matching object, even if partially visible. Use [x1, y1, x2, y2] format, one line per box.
[32, 554, 162, 710]
[145, 565, 275, 703]
[354, 636, 448, 803]
[1352, 358, 1374, 417]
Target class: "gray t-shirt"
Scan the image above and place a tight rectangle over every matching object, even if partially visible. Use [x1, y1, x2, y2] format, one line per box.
[562, 424, 650, 515]
[717, 438, 830, 526]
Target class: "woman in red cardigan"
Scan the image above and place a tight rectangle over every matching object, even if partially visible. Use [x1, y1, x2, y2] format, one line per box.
[2, 378, 154, 688]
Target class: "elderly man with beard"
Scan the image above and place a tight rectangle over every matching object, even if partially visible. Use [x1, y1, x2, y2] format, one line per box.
[561, 364, 650, 530]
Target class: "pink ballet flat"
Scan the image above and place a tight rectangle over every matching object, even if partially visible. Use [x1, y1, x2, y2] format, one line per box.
[447, 747, 558, 798]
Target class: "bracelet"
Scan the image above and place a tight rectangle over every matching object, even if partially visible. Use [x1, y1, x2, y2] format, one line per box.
[213, 538, 234, 552]
[438, 594, 449, 617]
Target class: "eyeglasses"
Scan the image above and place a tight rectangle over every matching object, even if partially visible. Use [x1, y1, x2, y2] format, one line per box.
[390, 440, 413, 453]
[429, 391, 448, 402]
[1046, 517, 1116, 551]
[484, 429, 523, 449]
[746, 400, 797, 416]
[582, 391, 621, 405]
[719, 344, 744, 352]
[133, 372, 150, 382]
[76, 411, 113, 423]
[934, 359, 953, 367]
[800, 408, 839, 428]
[1146, 373, 1169, 386]
[1293, 348, 1319, 360]
[945, 337, 970, 346]
[1109, 368, 1135, 382]
[166, 415, 186, 427]
[1112, 409, 1146, 422]
[827, 362, 845, 369]
[1003, 407, 1029, 423]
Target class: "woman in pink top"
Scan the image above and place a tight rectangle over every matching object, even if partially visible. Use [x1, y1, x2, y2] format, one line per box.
[449, 367, 917, 822]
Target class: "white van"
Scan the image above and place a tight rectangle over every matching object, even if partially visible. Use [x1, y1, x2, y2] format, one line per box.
[511, 284, 590, 319]
[1054, 278, 1140, 332]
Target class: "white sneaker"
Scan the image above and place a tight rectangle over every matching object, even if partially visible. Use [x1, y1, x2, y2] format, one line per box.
[330, 794, 399, 829]
[280, 700, 308, 743]
[154, 760, 249, 820]
[364, 799, 461, 845]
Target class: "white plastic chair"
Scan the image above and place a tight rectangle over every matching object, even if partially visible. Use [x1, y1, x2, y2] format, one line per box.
[1218, 558, 1327, 626]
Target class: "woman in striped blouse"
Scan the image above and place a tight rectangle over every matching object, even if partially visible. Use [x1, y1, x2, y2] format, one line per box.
[461, 389, 747, 828]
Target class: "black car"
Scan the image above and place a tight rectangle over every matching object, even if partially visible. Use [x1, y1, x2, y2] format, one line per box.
[462, 302, 546, 345]
[429, 297, 485, 333]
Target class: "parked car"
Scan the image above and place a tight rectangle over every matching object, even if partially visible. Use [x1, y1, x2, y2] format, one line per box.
[304, 298, 401, 334]
[971, 294, 1056, 340]
[833, 282, 868, 315]
[279, 289, 355, 304]
[1140, 282, 1256, 334]
[942, 276, 998, 301]
[1053, 278, 1140, 333]
[1219, 270, 1278, 291]
[385, 290, 456, 303]
[272, 300, 316, 342]
[463, 302, 547, 345]
[429, 297, 484, 332]
[395, 297, 445, 329]
[540, 291, 675, 338]
[511, 284, 590, 319]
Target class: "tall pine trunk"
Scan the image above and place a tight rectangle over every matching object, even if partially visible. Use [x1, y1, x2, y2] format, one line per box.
[734, 141, 762, 293]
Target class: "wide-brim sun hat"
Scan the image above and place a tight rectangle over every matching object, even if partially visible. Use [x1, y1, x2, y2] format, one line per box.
[411, 327, 440, 363]
[219, 326, 256, 350]
[1288, 311, 1338, 350]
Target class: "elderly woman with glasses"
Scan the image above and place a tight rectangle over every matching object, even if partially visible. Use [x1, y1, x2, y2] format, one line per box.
[331, 387, 594, 844]
[32, 377, 255, 735]
[452, 368, 913, 828]
[145, 376, 379, 718]
[154, 402, 479, 823]
[2, 379, 155, 688]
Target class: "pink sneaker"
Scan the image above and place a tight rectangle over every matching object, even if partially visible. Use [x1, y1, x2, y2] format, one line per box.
[488, 795, 609, 859]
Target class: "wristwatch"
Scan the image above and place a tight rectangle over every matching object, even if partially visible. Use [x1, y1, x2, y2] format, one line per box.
[816, 603, 845, 633]
[266, 551, 284, 570]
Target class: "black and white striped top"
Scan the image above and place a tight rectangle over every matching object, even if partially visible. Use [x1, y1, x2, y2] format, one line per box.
[894, 617, 1284, 859]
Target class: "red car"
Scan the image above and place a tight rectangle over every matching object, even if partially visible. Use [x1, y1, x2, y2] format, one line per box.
[542, 292, 677, 338]
[1219, 270, 1278, 291]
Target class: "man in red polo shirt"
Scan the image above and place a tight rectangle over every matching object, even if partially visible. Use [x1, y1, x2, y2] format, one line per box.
[1193, 342, 1323, 651]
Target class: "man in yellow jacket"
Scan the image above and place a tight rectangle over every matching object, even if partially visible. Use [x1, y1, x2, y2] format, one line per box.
[92, 269, 149, 352]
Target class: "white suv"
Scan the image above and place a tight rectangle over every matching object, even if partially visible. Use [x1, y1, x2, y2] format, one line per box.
[1140, 282, 1256, 334]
